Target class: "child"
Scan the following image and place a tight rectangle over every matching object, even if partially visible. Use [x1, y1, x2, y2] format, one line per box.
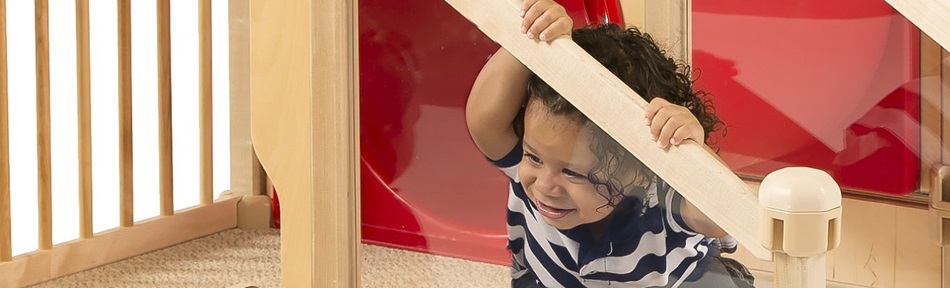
[465, 0, 753, 287]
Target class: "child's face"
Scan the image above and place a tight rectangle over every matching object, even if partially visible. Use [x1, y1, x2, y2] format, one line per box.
[520, 100, 616, 230]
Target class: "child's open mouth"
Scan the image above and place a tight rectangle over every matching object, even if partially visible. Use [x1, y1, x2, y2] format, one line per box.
[536, 200, 575, 219]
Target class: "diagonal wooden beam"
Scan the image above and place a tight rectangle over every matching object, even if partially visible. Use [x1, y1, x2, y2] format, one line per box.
[886, 0, 950, 51]
[445, 0, 772, 260]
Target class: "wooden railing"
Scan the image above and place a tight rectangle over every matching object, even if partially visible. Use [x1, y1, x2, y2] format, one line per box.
[0, 1, 245, 286]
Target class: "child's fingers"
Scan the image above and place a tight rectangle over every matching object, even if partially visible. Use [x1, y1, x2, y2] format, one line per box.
[656, 117, 681, 149]
[643, 98, 669, 126]
[670, 125, 701, 146]
[648, 107, 672, 141]
[521, 0, 545, 35]
[525, 8, 563, 40]
[538, 17, 572, 41]
[525, 9, 556, 39]
[521, 0, 540, 17]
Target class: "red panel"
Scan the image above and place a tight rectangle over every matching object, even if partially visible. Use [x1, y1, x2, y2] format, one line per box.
[693, 1, 920, 195]
[358, 0, 610, 265]
[584, 0, 624, 25]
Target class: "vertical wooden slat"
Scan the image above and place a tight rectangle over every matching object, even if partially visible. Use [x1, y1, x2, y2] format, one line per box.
[76, 0, 92, 238]
[229, 0, 265, 198]
[118, 0, 133, 227]
[158, 0, 173, 216]
[199, 0, 213, 205]
[35, 0, 52, 251]
[0, 0, 12, 263]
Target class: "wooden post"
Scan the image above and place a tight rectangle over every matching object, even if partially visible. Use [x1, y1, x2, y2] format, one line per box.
[157, 0, 174, 216]
[199, 0, 213, 205]
[118, 0, 134, 227]
[76, 0, 93, 239]
[35, 0, 52, 251]
[249, 0, 360, 286]
[0, 0, 10, 263]
[759, 167, 842, 287]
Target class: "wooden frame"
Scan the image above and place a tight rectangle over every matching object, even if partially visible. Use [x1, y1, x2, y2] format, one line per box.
[0, 1, 252, 286]
[248, 0, 360, 286]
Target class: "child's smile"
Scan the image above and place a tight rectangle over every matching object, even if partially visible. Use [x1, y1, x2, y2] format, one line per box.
[520, 100, 616, 229]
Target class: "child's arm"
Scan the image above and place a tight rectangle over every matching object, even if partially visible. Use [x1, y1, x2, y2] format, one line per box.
[645, 98, 728, 238]
[466, 0, 572, 160]
[466, 48, 530, 160]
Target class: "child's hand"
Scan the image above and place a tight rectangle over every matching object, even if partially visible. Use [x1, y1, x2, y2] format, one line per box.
[521, 0, 573, 42]
[644, 98, 704, 149]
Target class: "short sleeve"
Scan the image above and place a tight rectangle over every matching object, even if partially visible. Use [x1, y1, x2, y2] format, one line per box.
[488, 140, 522, 180]
[656, 179, 698, 235]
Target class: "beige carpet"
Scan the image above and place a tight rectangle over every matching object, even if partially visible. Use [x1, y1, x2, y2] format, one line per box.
[29, 229, 509, 288]
[29, 228, 866, 288]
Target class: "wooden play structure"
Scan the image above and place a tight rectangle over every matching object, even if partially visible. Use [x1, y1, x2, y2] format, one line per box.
[1, 0, 949, 287]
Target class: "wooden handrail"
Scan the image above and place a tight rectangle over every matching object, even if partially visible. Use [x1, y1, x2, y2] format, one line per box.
[118, 0, 133, 227]
[444, 0, 772, 260]
[886, 0, 950, 50]
[34, 0, 52, 251]
[76, 0, 93, 239]
[158, 0, 174, 216]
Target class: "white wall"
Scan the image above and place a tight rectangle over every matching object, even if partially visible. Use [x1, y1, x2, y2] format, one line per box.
[5, 0, 231, 257]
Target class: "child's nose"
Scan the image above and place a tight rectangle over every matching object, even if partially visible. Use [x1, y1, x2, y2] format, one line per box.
[534, 169, 563, 197]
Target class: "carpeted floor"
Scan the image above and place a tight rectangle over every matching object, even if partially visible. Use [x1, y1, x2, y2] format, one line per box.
[28, 228, 863, 288]
[29, 229, 509, 288]
[31, 229, 282, 288]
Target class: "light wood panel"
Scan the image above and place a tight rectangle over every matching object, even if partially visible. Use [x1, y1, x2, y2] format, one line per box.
[249, 0, 360, 286]
[885, 0, 950, 51]
[444, 0, 770, 260]
[118, 0, 133, 227]
[76, 0, 93, 239]
[618, 0, 644, 29]
[249, 1, 317, 286]
[0, 196, 241, 288]
[0, 0, 10, 263]
[157, 0, 174, 216]
[643, 0, 690, 63]
[228, 0, 264, 197]
[199, 0, 213, 205]
[618, 0, 689, 63]
[34, 0, 52, 251]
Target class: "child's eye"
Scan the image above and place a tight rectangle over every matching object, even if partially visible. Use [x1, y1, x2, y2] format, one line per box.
[524, 153, 542, 165]
[562, 169, 585, 179]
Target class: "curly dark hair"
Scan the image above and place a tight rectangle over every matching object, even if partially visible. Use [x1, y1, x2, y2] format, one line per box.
[526, 23, 723, 208]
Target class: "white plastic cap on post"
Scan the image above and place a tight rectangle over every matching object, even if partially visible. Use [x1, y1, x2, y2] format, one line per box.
[759, 167, 843, 257]
[759, 167, 841, 213]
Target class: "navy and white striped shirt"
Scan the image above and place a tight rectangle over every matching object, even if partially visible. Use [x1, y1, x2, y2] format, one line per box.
[493, 142, 713, 287]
